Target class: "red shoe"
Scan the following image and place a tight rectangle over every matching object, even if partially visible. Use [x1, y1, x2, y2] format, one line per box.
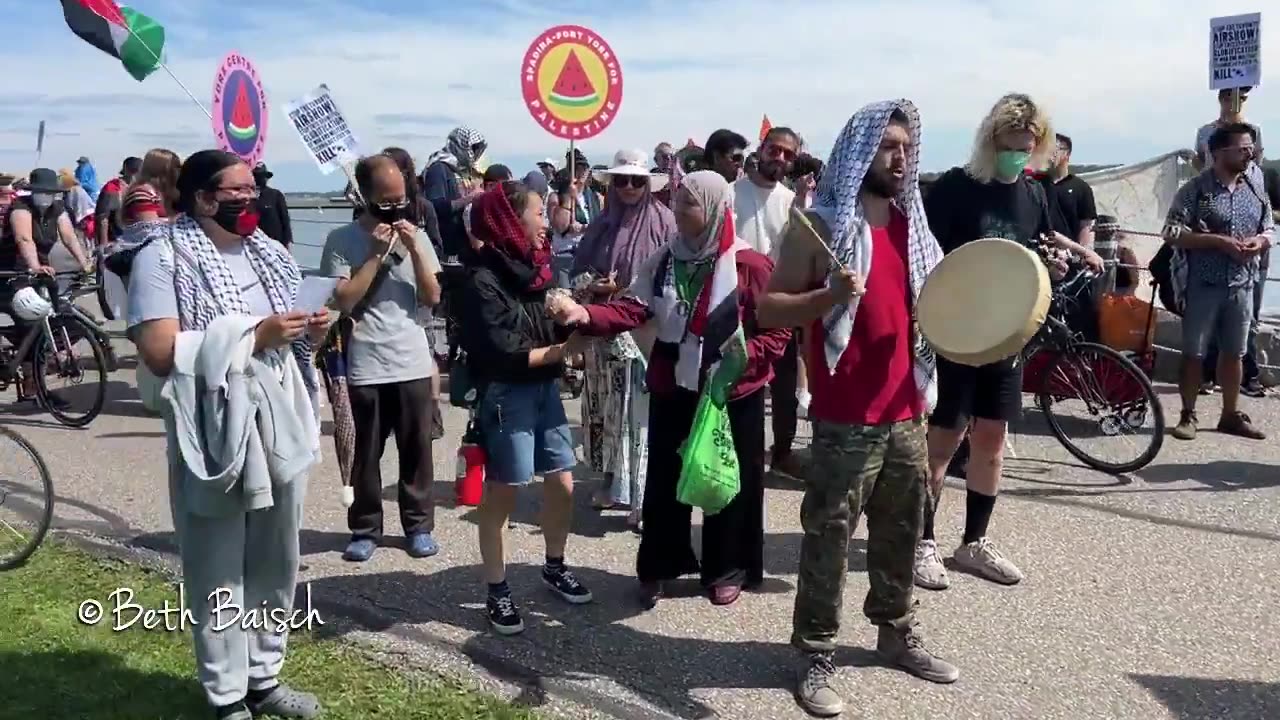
[710, 584, 741, 606]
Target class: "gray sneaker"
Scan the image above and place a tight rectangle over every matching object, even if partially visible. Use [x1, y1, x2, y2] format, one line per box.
[245, 684, 321, 719]
[877, 625, 959, 684]
[913, 539, 950, 591]
[953, 537, 1024, 585]
[795, 652, 844, 717]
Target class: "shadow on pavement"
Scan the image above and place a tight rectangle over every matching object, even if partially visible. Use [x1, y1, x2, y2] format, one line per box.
[1137, 460, 1280, 490]
[1130, 674, 1280, 720]
[304, 565, 851, 719]
[0, 648, 205, 718]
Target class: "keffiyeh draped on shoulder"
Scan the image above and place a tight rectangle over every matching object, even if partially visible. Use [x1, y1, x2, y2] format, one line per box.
[813, 99, 945, 408]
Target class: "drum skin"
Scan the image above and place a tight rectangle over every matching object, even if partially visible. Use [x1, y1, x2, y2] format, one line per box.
[917, 238, 1051, 367]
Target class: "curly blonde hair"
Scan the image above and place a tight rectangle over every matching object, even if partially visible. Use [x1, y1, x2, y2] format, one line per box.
[966, 93, 1055, 183]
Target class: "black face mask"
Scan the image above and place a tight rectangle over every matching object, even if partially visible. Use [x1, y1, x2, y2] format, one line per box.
[211, 199, 260, 236]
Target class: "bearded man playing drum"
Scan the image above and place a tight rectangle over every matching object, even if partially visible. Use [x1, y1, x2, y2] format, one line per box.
[760, 100, 958, 718]
[915, 93, 1087, 592]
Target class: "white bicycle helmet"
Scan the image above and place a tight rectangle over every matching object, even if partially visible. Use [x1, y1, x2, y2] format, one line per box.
[10, 286, 54, 321]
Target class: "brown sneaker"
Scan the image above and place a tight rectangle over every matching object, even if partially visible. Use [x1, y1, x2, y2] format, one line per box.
[1171, 410, 1198, 440]
[1217, 411, 1266, 440]
[876, 624, 960, 684]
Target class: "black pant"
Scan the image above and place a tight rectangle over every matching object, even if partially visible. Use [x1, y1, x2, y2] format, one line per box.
[348, 378, 436, 540]
[770, 334, 800, 456]
[637, 388, 766, 588]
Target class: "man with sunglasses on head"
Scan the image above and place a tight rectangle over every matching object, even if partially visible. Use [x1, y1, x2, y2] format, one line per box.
[321, 154, 444, 563]
[730, 127, 806, 479]
[704, 129, 750, 183]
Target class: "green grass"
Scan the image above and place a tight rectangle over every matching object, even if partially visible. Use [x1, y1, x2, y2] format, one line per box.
[0, 541, 537, 719]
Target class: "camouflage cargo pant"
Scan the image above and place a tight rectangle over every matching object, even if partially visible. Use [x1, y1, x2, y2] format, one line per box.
[791, 418, 927, 654]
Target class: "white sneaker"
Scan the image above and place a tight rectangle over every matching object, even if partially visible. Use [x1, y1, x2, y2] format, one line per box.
[797, 390, 811, 419]
[953, 537, 1023, 585]
[913, 539, 950, 590]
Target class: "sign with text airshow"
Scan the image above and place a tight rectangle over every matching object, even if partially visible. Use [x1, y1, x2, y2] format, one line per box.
[520, 25, 624, 140]
[1210, 13, 1262, 90]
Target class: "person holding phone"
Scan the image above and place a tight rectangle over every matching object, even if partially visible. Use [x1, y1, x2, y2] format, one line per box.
[321, 154, 443, 563]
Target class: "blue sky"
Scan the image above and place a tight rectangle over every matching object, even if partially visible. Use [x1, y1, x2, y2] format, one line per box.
[1, 0, 1275, 192]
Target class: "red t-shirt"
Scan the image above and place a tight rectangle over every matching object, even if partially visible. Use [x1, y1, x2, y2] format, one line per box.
[808, 208, 921, 425]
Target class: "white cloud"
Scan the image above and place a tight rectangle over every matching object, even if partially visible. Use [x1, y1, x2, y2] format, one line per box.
[3, 0, 1275, 190]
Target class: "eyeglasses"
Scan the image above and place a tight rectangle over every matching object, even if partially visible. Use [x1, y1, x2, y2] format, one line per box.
[612, 175, 648, 189]
[214, 184, 259, 197]
[371, 199, 410, 210]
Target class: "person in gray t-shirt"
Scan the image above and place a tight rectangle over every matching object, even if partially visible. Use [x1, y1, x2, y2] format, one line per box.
[1194, 87, 1264, 173]
[320, 154, 443, 562]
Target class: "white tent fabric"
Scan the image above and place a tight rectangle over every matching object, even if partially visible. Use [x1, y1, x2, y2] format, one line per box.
[1079, 151, 1194, 236]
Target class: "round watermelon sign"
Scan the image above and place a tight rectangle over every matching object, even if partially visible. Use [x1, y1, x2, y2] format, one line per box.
[520, 25, 623, 140]
[211, 51, 268, 167]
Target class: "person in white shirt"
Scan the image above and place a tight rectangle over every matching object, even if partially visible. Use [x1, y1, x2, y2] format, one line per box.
[730, 127, 808, 479]
[732, 127, 798, 259]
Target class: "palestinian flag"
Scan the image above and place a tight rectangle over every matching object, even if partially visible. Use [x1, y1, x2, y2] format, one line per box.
[758, 114, 773, 142]
[690, 207, 748, 400]
[61, 0, 165, 82]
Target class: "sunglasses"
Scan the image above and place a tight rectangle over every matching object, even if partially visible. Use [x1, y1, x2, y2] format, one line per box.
[612, 175, 648, 189]
[763, 145, 796, 161]
[728, 152, 746, 165]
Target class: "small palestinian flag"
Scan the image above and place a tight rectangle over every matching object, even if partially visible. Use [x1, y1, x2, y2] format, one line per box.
[690, 206, 748, 400]
[60, 0, 165, 82]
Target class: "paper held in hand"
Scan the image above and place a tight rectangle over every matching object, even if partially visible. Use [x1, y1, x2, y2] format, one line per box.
[294, 275, 341, 314]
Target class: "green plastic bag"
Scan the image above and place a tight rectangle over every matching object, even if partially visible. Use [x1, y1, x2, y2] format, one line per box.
[676, 391, 741, 515]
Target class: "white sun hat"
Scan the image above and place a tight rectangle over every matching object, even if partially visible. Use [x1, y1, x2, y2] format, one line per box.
[595, 149, 668, 191]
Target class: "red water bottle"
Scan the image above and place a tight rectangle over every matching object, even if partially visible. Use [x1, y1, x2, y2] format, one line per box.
[455, 423, 486, 506]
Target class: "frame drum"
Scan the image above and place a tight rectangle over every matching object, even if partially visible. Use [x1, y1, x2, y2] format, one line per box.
[917, 238, 1051, 367]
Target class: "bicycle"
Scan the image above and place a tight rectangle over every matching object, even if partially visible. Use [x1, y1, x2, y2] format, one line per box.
[1018, 268, 1165, 474]
[0, 271, 111, 427]
[0, 423, 55, 570]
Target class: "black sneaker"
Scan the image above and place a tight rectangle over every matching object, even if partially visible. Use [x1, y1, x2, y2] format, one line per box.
[542, 564, 593, 604]
[1241, 381, 1269, 398]
[487, 593, 525, 636]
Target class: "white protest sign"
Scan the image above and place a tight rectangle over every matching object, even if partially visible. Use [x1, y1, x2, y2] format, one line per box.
[1210, 13, 1262, 90]
[283, 84, 362, 175]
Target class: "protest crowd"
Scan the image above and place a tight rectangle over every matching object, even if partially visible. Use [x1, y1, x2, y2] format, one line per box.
[2, 81, 1278, 719]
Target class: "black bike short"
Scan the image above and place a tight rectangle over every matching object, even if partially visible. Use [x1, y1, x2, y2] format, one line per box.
[930, 355, 1023, 428]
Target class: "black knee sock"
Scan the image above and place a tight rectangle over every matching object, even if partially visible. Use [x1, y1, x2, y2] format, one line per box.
[922, 496, 937, 541]
[962, 490, 997, 545]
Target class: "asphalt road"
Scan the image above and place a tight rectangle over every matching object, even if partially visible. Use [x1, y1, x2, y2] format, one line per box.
[2, 317, 1278, 720]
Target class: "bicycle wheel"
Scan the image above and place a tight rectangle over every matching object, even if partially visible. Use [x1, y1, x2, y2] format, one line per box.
[0, 425, 55, 570]
[33, 316, 109, 428]
[1035, 341, 1165, 474]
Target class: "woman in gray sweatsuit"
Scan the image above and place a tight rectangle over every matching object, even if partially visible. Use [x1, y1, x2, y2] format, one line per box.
[128, 150, 329, 720]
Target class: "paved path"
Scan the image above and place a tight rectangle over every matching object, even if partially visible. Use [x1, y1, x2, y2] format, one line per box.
[4, 325, 1279, 720]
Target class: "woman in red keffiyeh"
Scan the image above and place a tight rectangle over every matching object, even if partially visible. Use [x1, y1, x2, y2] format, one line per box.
[456, 180, 593, 636]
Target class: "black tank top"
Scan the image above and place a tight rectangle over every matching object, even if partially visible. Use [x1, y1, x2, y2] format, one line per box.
[0, 197, 64, 270]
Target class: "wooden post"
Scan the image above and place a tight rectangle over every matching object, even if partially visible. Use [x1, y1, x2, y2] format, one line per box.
[1231, 87, 1243, 115]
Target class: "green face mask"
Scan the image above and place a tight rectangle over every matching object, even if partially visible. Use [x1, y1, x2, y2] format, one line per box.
[994, 150, 1032, 180]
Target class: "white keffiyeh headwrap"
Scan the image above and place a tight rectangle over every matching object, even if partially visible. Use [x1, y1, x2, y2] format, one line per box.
[812, 99, 945, 410]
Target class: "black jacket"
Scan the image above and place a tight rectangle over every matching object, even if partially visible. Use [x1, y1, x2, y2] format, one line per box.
[458, 247, 568, 385]
[254, 185, 293, 247]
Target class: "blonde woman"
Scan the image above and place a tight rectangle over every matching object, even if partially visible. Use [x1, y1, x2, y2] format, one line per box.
[914, 93, 1071, 592]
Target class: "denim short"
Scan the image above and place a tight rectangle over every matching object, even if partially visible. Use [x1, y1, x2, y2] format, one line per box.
[1181, 280, 1252, 359]
[479, 379, 576, 485]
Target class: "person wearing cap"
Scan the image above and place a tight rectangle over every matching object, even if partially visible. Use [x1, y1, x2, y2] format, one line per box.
[75, 156, 100, 201]
[2, 168, 94, 400]
[548, 149, 602, 287]
[570, 150, 675, 528]
[96, 156, 142, 248]
[536, 159, 557, 185]
[253, 163, 293, 248]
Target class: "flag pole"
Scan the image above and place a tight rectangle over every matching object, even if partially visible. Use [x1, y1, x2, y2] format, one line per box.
[120, 23, 213, 120]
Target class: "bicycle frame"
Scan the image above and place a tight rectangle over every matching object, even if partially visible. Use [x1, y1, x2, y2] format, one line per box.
[0, 272, 91, 388]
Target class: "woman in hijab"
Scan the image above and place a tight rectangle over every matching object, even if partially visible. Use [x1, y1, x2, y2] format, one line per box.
[127, 150, 327, 720]
[570, 150, 676, 527]
[552, 170, 791, 608]
[457, 180, 593, 636]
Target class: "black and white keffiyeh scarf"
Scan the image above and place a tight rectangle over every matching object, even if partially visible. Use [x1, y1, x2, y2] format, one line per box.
[812, 99, 945, 408]
[159, 214, 316, 393]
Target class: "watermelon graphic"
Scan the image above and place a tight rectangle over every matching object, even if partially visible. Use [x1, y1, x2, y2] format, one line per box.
[227, 78, 257, 141]
[548, 49, 598, 108]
